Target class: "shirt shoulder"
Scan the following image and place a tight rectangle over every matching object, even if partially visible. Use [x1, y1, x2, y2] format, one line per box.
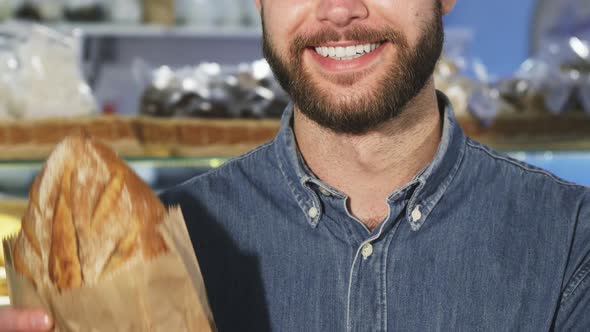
[162, 140, 277, 198]
[464, 138, 590, 302]
[464, 137, 588, 191]
[203, 139, 277, 176]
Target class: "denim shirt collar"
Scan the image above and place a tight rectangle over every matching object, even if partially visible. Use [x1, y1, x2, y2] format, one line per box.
[274, 91, 466, 231]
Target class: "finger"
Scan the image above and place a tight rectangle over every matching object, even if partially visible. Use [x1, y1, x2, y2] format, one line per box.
[0, 307, 53, 332]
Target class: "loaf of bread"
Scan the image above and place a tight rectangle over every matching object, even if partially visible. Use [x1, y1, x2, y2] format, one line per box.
[13, 134, 167, 291]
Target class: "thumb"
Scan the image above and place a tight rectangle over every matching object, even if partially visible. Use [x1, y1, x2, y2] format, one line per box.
[0, 307, 53, 332]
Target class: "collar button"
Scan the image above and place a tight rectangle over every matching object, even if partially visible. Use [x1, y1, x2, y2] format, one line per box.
[411, 206, 422, 222]
[318, 187, 331, 197]
[308, 206, 319, 219]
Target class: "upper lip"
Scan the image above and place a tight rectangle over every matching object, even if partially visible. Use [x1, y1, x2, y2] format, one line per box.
[310, 41, 384, 47]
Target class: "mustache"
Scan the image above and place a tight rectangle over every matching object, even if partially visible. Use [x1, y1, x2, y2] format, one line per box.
[291, 26, 407, 51]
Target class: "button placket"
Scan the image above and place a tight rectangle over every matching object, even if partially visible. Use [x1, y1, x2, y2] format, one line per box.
[346, 198, 406, 331]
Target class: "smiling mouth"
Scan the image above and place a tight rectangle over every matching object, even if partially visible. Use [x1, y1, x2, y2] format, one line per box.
[311, 42, 384, 61]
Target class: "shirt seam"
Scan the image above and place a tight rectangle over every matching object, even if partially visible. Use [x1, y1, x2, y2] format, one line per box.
[560, 260, 590, 306]
[465, 139, 587, 189]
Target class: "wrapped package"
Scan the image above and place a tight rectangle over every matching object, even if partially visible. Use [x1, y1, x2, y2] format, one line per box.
[0, 23, 98, 120]
[63, 0, 107, 22]
[492, 34, 590, 116]
[433, 57, 476, 118]
[14, 0, 63, 21]
[3, 134, 216, 331]
[142, 0, 174, 25]
[136, 59, 289, 119]
[132, 59, 283, 157]
[0, 23, 145, 161]
[462, 46, 590, 149]
[433, 28, 490, 120]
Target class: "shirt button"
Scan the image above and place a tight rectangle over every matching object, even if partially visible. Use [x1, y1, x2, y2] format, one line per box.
[318, 187, 331, 197]
[361, 243, 373, 259]
[308, 206, 319, 219]
[411, 206, 422, 222]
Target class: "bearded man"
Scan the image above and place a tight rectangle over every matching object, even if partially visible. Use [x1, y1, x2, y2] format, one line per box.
[3, 0, 590, 331]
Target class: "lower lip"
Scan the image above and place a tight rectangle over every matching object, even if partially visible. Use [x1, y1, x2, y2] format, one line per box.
[307, 43, 387, 72]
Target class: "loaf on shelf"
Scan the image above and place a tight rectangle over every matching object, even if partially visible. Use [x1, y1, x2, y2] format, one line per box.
[138, 117, 280, 157]
[0, 116, 142, 160]
[0, 116, 281, 160]
[457, 111, 590, 150]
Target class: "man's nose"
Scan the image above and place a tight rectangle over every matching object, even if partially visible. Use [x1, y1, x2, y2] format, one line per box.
[316, 0, 369, 28]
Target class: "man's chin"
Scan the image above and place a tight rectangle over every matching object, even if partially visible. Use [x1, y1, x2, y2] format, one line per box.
[297, 104, 389, 135]
[299, 83, 368, 108]
[298, 93, 380, 122]
[321, 73, 366, 87]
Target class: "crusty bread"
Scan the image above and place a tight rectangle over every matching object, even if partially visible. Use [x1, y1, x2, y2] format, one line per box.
[14, 134, 167, 291]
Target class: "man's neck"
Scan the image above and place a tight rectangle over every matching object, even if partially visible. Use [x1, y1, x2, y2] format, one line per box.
[293, 82, 442, 231]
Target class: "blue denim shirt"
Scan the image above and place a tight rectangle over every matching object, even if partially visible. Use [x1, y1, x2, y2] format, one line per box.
[161, 92, 590, 331]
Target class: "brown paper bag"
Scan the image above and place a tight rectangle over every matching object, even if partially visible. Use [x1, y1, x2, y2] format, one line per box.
[3, 207, 216, 332]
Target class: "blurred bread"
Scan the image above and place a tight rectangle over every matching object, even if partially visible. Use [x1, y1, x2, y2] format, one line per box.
[13, 134, 167, 291]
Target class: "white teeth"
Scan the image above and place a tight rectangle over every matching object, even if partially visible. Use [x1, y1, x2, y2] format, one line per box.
[314, 42, 382, 60]
[345, 46, 356, 56]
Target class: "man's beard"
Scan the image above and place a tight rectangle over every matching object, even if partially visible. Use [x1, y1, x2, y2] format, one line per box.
[262, 4, 444, 135]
